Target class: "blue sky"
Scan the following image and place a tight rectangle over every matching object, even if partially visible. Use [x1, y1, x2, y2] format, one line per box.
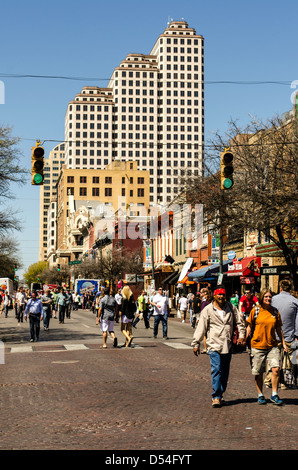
[1, 0, 298, 278]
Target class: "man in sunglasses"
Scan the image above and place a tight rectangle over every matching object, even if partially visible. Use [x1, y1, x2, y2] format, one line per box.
[151, 287, 169, 339]
[191, 285, 246, 407]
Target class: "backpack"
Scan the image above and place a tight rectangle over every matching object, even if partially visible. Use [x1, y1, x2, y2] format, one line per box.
[251, 306, 278, 335]
[123, 297, 137, 319]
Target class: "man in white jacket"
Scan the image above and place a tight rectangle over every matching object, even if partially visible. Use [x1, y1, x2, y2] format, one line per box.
[191, 285, 246, 407]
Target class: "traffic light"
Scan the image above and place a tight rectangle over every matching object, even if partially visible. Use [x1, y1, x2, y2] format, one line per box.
[57, 263, 60, 272]
[221, 150, 234, 190]
[31, 144, 45, 185]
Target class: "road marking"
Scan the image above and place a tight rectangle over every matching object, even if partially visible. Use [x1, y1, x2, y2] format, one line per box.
[10, 346, 33, 353]
[164, 342, 192, 349]
[52, 360, 80, 364]
[82, 324, 91, 329]
[7, 342, 191, 354]
[64, 344, 89, 350]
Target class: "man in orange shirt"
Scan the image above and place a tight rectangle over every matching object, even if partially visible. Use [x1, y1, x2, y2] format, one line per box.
[246, 288, 288, 406]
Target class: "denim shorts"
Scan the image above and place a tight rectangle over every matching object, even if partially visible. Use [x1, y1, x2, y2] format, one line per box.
[250, 347, 281, 375]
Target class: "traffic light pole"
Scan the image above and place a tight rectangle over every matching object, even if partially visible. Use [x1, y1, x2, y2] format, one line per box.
[218, 147, 234, 284]
[218, 212, 223, 283]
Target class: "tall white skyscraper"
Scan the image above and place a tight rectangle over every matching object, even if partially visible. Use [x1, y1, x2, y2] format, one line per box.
[64, 20, 204, 205]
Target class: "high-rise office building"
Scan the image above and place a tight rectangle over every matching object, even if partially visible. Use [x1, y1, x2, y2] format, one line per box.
[64, 20, 204, 205]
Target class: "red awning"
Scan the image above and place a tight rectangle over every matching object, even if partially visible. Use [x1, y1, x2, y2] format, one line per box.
[227, 256, 261, 277]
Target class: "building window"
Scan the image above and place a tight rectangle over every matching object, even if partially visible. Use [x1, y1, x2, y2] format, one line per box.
[80, 188, 87, 196]
[92, 188, 99, 196]
[105, 176, 112, 184]
[137, 188, 144, 197]
[80, 176, 87, 183]
[105, 188, 112, 197]
[67, 176, 74, 183]
[93, 176, 99, 184]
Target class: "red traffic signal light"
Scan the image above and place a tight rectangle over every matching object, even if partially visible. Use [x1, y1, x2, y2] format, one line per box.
[31, 144, 45, 185]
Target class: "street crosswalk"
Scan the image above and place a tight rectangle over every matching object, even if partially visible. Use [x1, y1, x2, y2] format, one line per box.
[7, 341, 192, 354]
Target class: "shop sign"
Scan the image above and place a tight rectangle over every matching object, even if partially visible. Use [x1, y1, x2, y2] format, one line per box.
[240, 277, 255, 284]
[260, 265, 298, 275]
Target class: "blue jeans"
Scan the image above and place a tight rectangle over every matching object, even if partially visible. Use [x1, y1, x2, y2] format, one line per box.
[153, 314, 168, 338]
[209, 350, 232, 399]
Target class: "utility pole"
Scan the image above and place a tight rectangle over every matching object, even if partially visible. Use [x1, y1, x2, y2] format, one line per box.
[151, 236, 155, 289]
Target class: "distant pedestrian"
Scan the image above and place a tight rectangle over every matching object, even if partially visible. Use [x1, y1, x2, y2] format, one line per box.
[41, 288, 52, 330]
[115, 288, 122, 323]
[239, 288, 259, 321]
[147, 290, 155, 320]
[24, 291, 44, 342]
[151, 287, 169, 339]
[3, 291, 11, 318]
[133, 290, 150, 329]
[191, 292, 201, 328]
[16, 286, 26, 325]
[178, 294, 188, 323]
[199, 287, 213, 354]
[57, 288, 67, 324]
[52, 289, 59, 318]
[98, 288, 118, 349]
[246, 288, 288, 406]
[230, 293, 239, 308]
[65, 290, 72, 319]
[73, 292, 80, 311]
[192, 285, 246, 407]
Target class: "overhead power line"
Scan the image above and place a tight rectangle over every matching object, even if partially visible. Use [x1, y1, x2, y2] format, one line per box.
[0, 73, 292, 86]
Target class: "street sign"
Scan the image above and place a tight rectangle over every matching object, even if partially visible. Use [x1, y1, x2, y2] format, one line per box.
[227, 250, 236, 260]
[69, 260, 82, 265]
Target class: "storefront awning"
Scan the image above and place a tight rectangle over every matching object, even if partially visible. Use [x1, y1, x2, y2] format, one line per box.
[179, 274, 196, 285]
[227, 256, 261, 277]
[162, 270, 179, 285]
[188, 260, 232, 281]
[177, 258, 194, 283]
[187, 265, 211, 281]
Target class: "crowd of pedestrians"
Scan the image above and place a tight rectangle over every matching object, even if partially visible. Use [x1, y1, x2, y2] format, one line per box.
[91, 280, 297, 408]
[0, 285, 74, 341]
[1, 278, 297, 409]
[189, 280, 298, 408]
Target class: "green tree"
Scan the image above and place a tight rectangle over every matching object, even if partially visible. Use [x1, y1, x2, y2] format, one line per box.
[23, 261, 48, 286]
[0, 237, 22, 277]
[0, 125, 29, 279]
[0, 125, 29, 234]
[183, 114, 298, 289]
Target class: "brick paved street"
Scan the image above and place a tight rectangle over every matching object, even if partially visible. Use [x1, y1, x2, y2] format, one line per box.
[0, 310, 297, 451]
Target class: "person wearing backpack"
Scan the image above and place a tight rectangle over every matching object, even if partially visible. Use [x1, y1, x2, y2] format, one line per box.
[246, 288, 288, 406]
[98, 288, 118, 349]
[119, 286, 136, 347]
